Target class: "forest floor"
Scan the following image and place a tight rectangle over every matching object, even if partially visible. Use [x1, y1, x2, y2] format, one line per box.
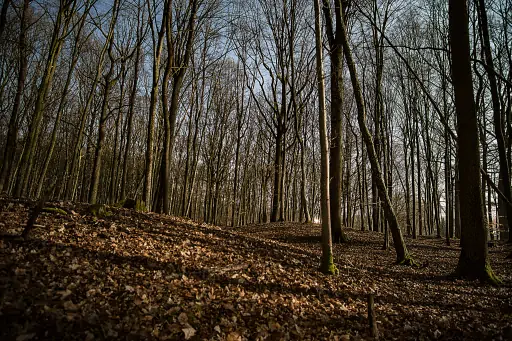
[1, 198, 512, 341]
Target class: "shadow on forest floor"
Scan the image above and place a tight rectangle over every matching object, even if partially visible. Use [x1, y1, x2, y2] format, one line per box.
[1, 202, 512, 340]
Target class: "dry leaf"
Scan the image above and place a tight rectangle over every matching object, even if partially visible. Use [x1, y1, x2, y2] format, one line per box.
[178, 312, 189, 325]
[182, 327, 196, 340]
[63, 300, 78, 311]
[58, 289, 72, 299]
[1, 198, 511, 341]
[227, 332, 242, 341]
[16, 334, 36, 341]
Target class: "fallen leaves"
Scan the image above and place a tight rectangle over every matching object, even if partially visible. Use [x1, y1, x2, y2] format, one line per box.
[16, 333, 36, 341]
[226, 331, 242, 341]
[63, 300, 79, 312]
[182, 326, 196, 340]
[1, 197, 511, 340]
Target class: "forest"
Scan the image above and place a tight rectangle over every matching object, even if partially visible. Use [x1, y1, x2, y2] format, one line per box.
[0, 0, 512, 339]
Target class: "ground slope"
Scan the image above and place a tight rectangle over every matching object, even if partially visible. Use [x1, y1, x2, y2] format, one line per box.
[1, 198, 511, 340]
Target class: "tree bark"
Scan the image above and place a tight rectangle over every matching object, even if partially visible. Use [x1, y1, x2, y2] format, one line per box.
[157, 0, 198, 214]
[89, 0, 120, 204]
[314, 0, 337, 275]
[475, 0, 512, 241]
[321, 0, 349, 242]
[449, 0, 499, 283]
[120, 18, 143, 200]
[143, 0, 170, 211]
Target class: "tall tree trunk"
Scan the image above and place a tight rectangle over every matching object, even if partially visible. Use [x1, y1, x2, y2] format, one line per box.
[315, 0, 337, 275]
[288, 6, 310, 223]
[416, 113, 423, 236]
[120, 28, 143, 200]
[445, 128, 452, 245]
[88, 0, 120, 204]
[158, 0, 199, 214]
[271, 127, 283, 222]
[321, 0, 348, 242]
[156, 25, 173, 214]
[449, 0, 499, 283]
[89, 67, 116, 204]
[404, 135, 412, 235]
[475, 0, 512, 241]
[339, 5, 414, 265]
[231, 70, 244, 225]
[143, 0, 170, 211]
[108, 62, 127, 203]
[442, 62, 452, 244]
[182, 109, 194, 216]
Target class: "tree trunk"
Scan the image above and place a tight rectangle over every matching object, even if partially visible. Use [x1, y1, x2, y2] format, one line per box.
[271, 127, 283, 222]
[314, 0, 337, 275]
[143, 0, 170, 211]
[88, 0, 120, 204]
[231, 65, 247, 224]
[158, 0, 198, 214]
[14, 0, 74, 197]
[404, 137, 412, 236]
[449, 0, 499, 283]
[321, 0, 348, 242]
[89, 64, 116, 204]
[108, 62, 127, 203]
[416, 115, 423, 236]
[65, 9, 112, 200]
[475, 0, 512, 241]
[339, 6, 413, 265]
[120, 27, 143, 200]
[36, 20, 85, 198]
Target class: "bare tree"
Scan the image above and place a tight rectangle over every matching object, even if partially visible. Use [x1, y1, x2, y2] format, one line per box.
[14, 0, 78, 198]
[339, 1, 414, 265]
[449, 0, 500, 284]
[89, 0, 122, 204]
[321, 0, 349, 242]
[314, 0, 338, 275]
[156, 0, 200, 214]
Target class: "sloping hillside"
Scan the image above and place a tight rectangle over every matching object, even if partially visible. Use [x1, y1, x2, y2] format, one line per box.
[1, 198, 511, 340]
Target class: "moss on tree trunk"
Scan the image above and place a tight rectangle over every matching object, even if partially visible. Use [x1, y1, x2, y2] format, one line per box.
[319, 254, 339, 275]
